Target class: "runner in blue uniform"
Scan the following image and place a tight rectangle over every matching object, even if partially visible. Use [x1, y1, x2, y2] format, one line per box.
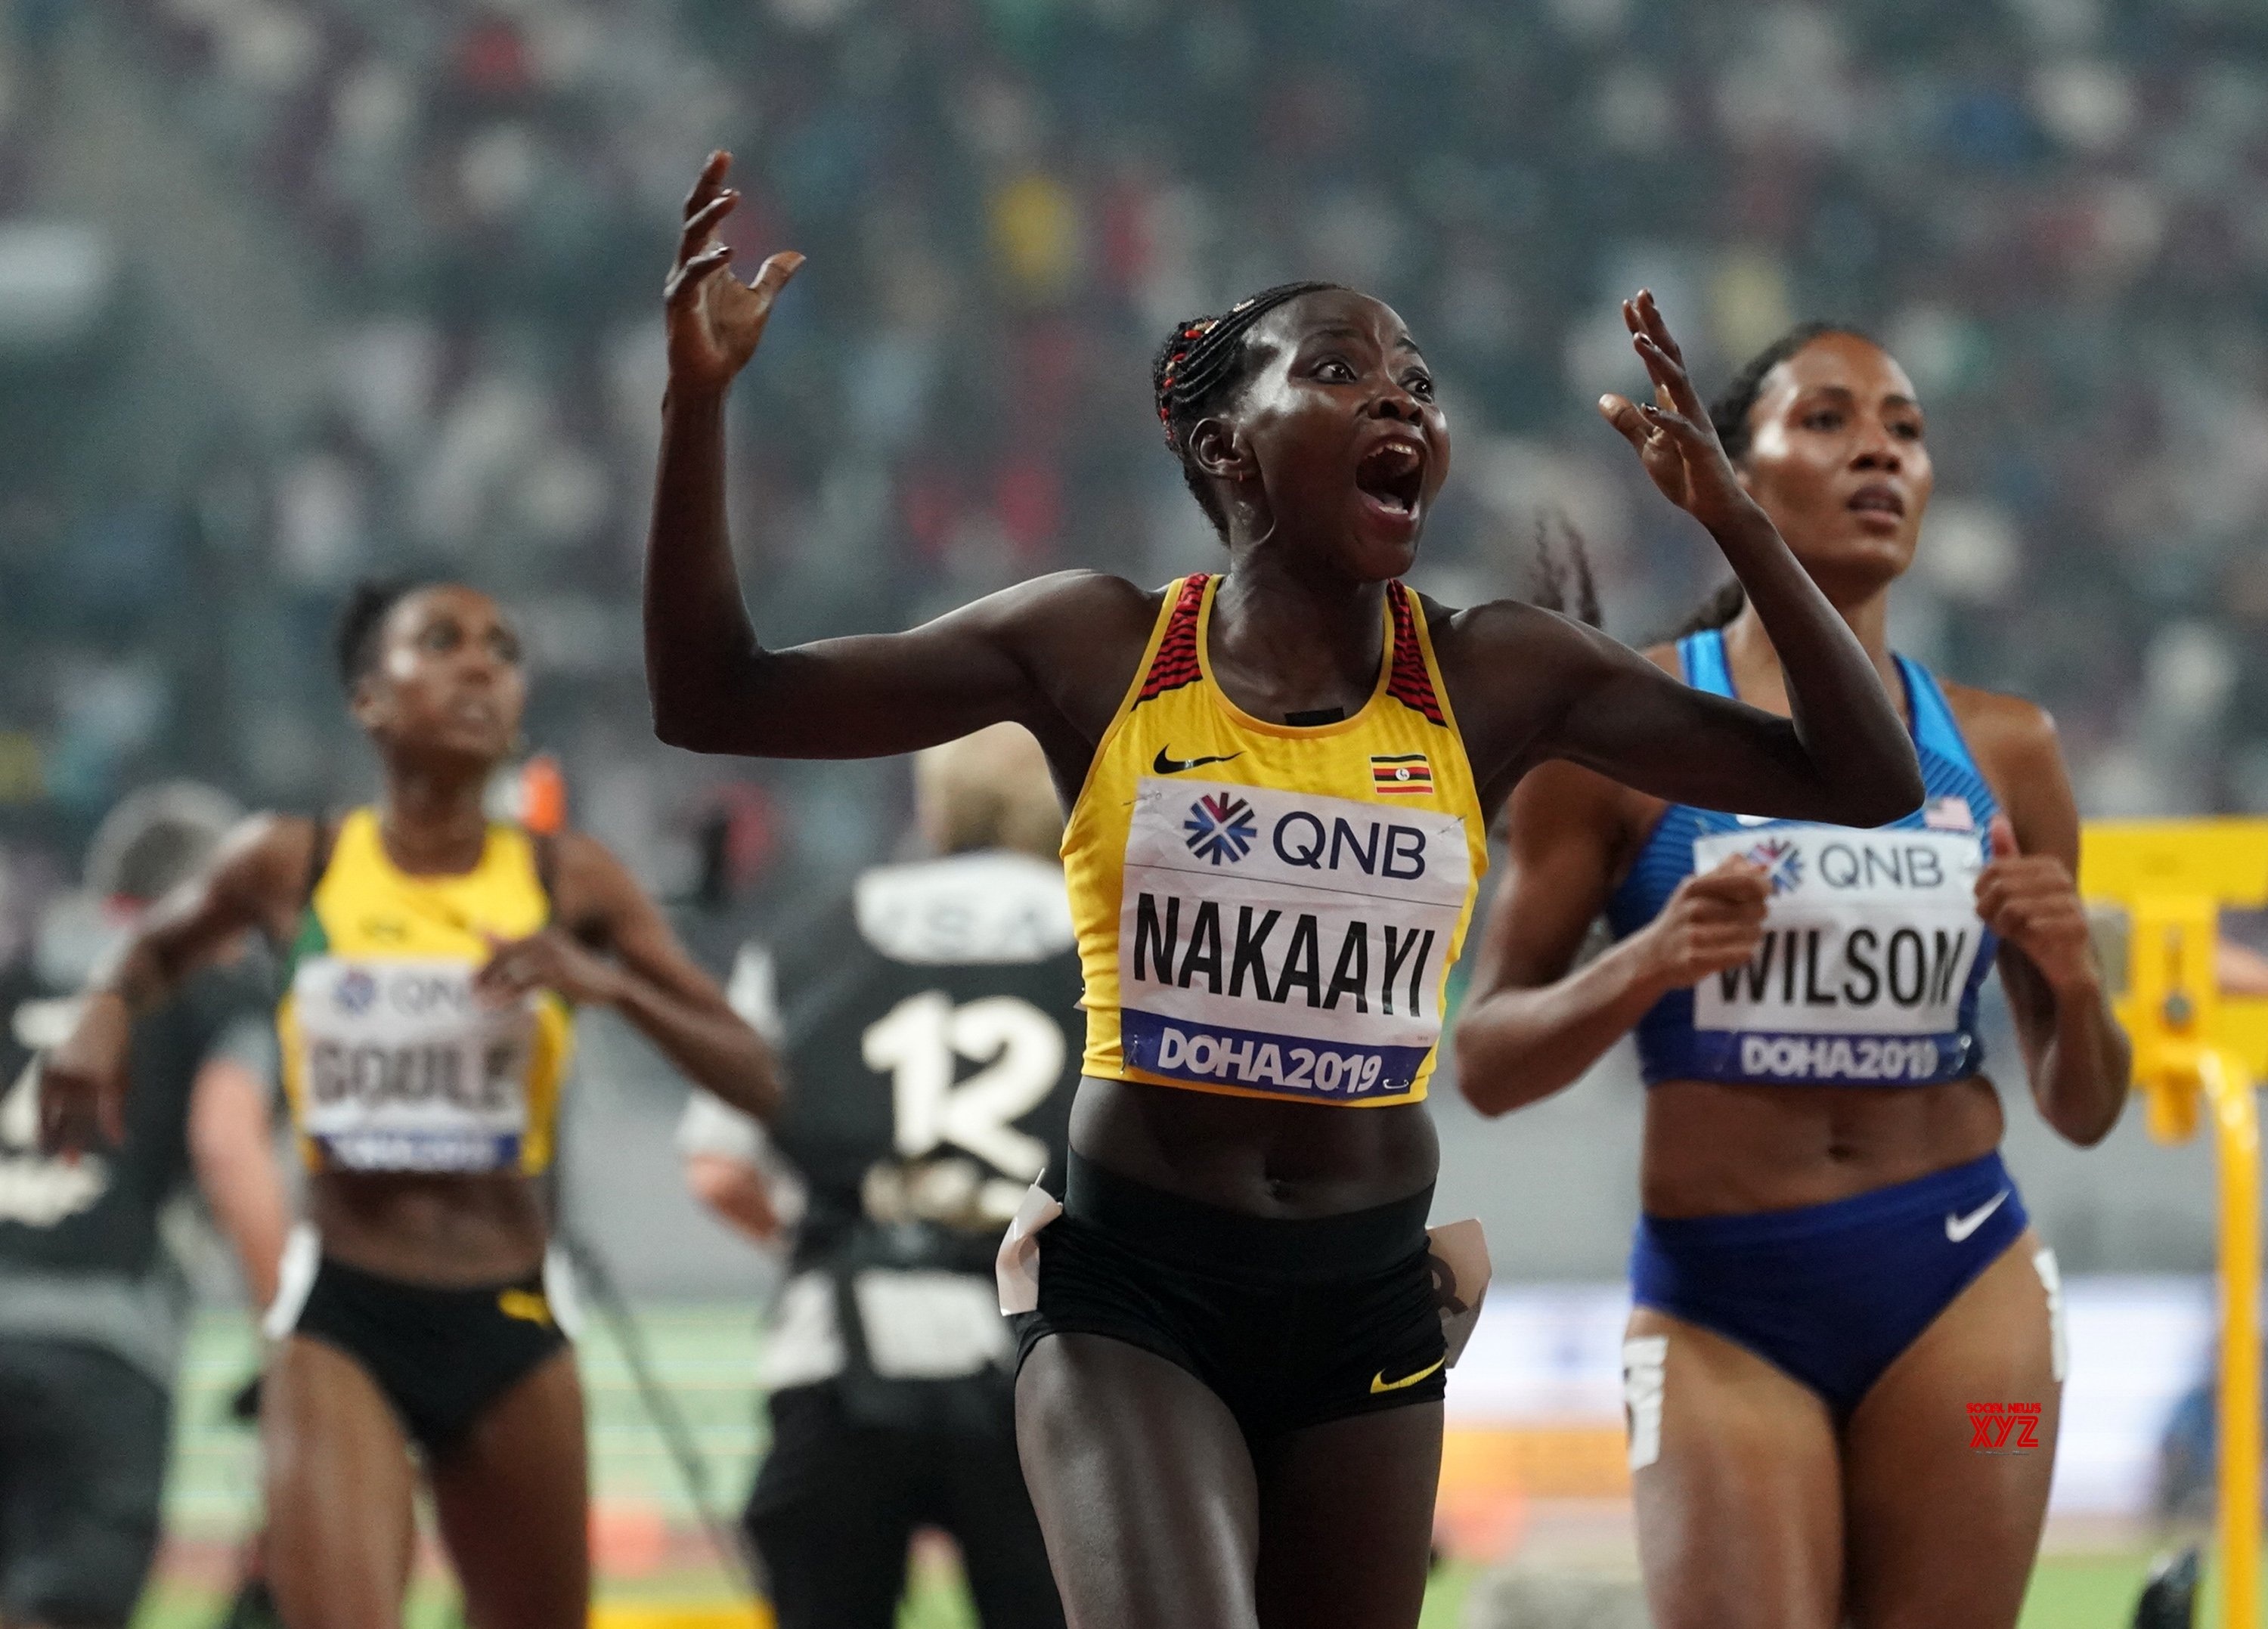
[1457, 324, 2130, 1629]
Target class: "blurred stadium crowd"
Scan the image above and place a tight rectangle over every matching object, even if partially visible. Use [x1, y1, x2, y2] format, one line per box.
[0, 0, 2266, 930]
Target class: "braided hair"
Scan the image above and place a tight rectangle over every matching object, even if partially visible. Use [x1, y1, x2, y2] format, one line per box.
[1670, 319, 1879, 638]
[1525, 510, 1603, 629]
[1151, 280, 1342, 539]
[335, 577, 433, 692]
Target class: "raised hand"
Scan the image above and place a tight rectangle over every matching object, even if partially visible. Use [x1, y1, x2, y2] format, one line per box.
[665, 151, 804, 398]
[38, 991, 131, 1157]
[1976, 814, 2098, 997]
[1596, 290, 1760, 536]
[1638, 856, 1771, 989]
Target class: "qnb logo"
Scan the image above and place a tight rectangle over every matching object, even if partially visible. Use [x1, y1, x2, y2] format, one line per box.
[1743, 838, 1803, 896]
[334, 968, 379, 1016]
[388, 974, 475, 1017]
[1183, 794, 1258, 866]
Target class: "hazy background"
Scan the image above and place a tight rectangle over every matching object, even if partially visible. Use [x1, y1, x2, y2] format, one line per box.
[2, 0, 2265, 1293]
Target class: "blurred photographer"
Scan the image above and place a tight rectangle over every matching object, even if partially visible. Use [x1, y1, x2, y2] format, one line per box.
[681, 725, 1074, 1629]
[0, 784, 287, 1629]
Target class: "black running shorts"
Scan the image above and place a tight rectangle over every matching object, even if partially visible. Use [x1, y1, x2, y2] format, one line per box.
[274, 1250, 569, 1453]
[1013, 1154, 1445, 1442]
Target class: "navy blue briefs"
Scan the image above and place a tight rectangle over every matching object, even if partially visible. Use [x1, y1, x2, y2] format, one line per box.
[1630, 1151, 2028, 1417]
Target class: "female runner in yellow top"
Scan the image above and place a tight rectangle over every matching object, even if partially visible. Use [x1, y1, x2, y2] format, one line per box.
[644, 150, 1924, 1629]
[42, 581, 776, 1629]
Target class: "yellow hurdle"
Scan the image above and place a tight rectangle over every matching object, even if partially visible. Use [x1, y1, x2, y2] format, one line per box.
[590, 1607, 772, 1629]
[2081, 817, 2268, 1629]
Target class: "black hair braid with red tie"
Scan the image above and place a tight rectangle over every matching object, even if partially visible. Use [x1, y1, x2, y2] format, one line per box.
[1151, 280, 1340, 540]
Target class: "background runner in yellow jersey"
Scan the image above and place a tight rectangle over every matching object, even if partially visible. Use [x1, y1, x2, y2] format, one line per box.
[41, 581, 779, 1629]
[277, 807, 574, 1176]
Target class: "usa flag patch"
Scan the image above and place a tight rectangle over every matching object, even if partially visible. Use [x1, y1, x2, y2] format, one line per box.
[1923, 796, 1975, 833]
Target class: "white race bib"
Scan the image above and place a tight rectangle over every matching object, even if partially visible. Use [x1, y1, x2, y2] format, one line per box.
[1117, 778, 1472, 1101]
[1691, 826, 1986, 1051]
[292, 958, 534, 1172]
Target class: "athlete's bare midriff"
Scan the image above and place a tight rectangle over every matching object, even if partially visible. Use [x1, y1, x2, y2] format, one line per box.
[1616, 633, 2012, 1219]
[1069, 1074, 1439, 1217]
[1639, 1072, 2005, 1218]
[308, 1169, 550, 1287]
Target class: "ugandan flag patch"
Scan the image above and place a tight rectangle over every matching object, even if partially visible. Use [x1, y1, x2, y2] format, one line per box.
[1371, 753, 1433, 796]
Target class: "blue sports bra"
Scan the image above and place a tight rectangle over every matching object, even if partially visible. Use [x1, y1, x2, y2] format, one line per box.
[1605, 629, 2000, 1089]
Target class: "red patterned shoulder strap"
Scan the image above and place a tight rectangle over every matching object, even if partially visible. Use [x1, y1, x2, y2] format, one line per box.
[1135, 574, 1210, 705]
[1385, 581, 1446, 726]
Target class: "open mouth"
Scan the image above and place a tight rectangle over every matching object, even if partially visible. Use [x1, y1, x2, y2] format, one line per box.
[1848, 483, 1906, 519]
[1356, 438, 1426, 518]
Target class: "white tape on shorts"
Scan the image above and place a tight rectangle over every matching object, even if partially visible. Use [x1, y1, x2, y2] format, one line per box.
[262, 1222, 321, 1343]
[994, 1182, 1061, 1315]
[2032, 1247, 2068, 1384]
[1622, 1333, 1669, 1472]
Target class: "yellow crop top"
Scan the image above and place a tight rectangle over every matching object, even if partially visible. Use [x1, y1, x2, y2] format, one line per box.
[1062, 574, 1488, 1106]
[276, 808, 575, 1173]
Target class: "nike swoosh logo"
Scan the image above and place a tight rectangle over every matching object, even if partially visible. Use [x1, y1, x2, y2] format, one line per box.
[1945, 1190, 2011, 1243]
[496, 1289, 556, 1327]
[1369, 1356, 1446, 1395]
[1153, 748, 1244, 776]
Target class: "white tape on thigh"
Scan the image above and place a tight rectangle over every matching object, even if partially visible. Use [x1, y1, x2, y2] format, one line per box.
[262, 1222, 321, 1342]
[1623, 1334, 1670, 1472]
[2031, 1247, 2068, 1383]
